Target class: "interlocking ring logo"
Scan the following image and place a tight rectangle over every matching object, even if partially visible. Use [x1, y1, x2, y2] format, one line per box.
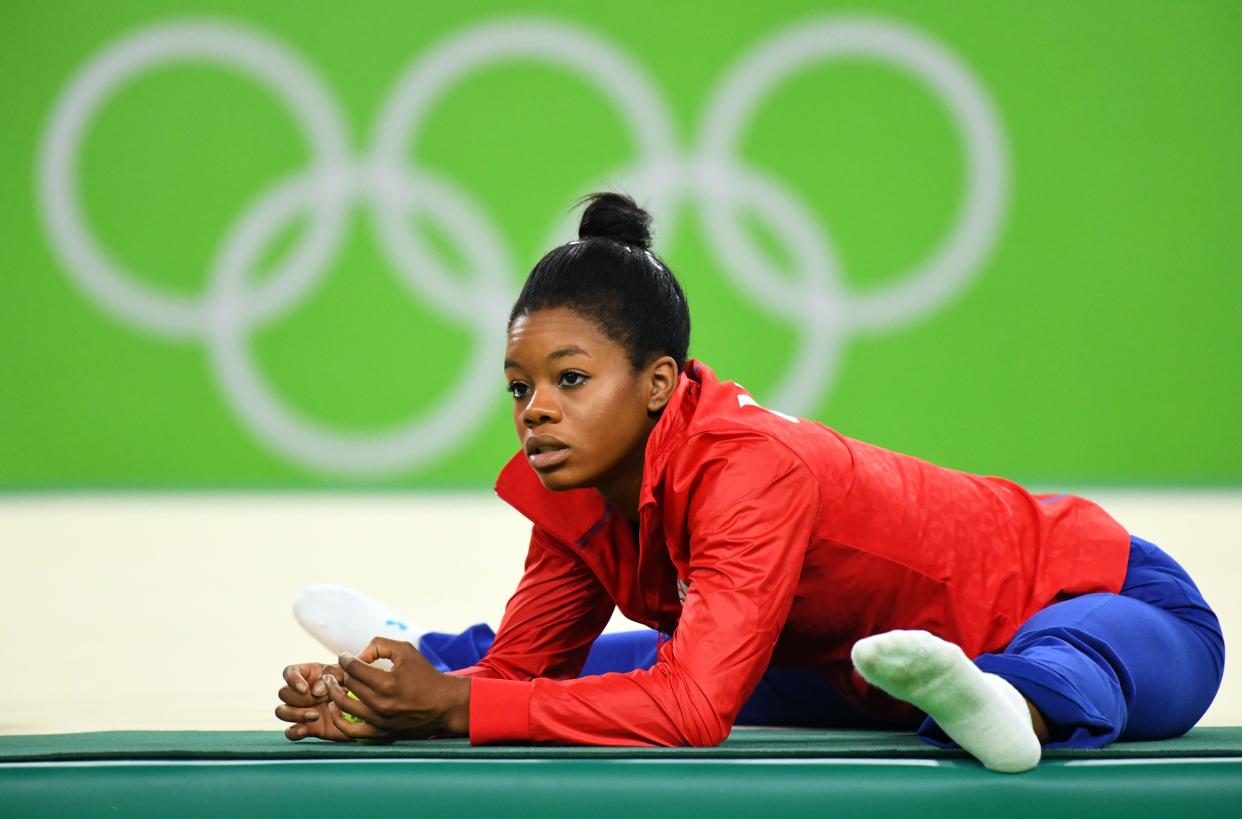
[37, 14, 1008, 477]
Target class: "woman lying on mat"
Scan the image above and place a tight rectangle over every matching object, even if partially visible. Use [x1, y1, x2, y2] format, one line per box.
[275, 193, 1224, 773]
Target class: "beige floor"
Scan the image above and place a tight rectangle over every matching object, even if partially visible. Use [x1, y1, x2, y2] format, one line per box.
[0, 490, 1238, 735]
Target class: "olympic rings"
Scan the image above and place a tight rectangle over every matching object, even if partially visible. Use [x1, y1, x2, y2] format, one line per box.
[37, 14, 1008, 477]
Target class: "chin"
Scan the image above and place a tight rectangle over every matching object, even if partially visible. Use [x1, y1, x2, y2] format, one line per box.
[534, 466, 592, 492]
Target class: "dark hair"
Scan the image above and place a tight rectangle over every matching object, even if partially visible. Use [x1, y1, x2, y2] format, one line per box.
[509, 192, 691, 371]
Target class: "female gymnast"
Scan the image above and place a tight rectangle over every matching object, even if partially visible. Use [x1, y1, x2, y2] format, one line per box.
[275, 193, 1224, 772]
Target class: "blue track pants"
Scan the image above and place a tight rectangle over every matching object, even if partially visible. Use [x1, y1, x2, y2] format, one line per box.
[419, 535, 1224, 748]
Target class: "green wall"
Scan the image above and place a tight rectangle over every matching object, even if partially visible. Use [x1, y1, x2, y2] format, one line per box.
[3, 0, 1239, 488]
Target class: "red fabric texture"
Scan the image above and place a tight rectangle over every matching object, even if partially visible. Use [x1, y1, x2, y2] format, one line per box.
[467, 677, 533, 744]
[464, 360, 1131, 746]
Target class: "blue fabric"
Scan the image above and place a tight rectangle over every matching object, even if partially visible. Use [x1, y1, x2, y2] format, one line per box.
[420, 623, 879, 727]
[417, 624, 665, 678]
[918, 534, 1225, 749]
[583, 632, 891, 727]
[418, 534, 1224, 748]
[418, 623, 498, 673]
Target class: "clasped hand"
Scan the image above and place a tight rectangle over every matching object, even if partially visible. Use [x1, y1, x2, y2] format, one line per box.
[275, 637, 470, 742]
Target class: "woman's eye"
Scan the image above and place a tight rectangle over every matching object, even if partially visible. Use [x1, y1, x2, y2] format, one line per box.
[506, 382, 529, 400]
[559, 371, 588, 387]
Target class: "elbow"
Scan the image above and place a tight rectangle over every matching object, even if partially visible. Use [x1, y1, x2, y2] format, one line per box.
[649, 704, 732, 747]
[694, 726, 730, 748]
[681, 711, 733, 747]
[689, 721, 731, 747]
[666, 676, 739, 747]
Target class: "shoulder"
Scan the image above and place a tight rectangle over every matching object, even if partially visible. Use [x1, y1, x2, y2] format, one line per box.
[660, 362, 822, 473]
[658, 430, 821, 522]
[671, 428, 810, 477]
[646, 362, 849, 508]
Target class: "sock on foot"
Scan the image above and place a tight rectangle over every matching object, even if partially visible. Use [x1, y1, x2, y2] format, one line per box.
[851, 629, 1042, 773]
[293, 584, 426, 660]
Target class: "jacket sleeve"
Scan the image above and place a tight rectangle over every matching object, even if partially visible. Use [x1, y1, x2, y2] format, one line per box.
[469, 437, 819, 746]
[448, 524, 615, 682]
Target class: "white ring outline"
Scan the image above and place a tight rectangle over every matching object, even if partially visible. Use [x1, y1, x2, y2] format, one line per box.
[38, 20, 352, 339]
[699, 15, 1008, 334]
[36, 13, 1009, 476]
[369, 17, 680, 321]
[204, 167, 507, 476]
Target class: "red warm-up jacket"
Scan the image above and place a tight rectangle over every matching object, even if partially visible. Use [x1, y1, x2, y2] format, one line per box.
[457, 360, 1131, 746]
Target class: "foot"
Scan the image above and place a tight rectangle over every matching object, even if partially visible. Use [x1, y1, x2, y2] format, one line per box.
[852, 629, 1041, 773]
[293, 584, 425, 660]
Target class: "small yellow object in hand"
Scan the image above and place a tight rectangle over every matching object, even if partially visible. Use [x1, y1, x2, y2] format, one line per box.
[342, 690, 364, 724]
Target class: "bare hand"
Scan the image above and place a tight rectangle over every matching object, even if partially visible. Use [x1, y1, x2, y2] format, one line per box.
[275, 662, 354, 742]
[322, 637, 471, 742]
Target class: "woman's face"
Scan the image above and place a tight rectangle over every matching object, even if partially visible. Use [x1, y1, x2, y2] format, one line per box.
[503, 306, 672, 492]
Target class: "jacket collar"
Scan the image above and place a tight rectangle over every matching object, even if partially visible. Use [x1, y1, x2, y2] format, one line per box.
[493, 360, 709, 545]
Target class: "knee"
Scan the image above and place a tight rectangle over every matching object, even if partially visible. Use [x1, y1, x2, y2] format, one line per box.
[1189, 611, 1226, 684]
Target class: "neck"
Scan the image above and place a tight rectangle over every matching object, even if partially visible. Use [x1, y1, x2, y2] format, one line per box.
[595, 430, 652, 523]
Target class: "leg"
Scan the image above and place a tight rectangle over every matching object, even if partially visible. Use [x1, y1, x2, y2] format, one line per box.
[428, 624, 883, 728]
[1025, 699, 1052, 742]
[923, 535, 1224, 749]
[294, 585, 905, 730]
[293, 584, 664, 674]
[417, 625, 664, 674]
[736, 667, 894, 729]
[426, 621, 882, 727]
[417, 623, 502, 671]
[293, 585, 427, 655]
[853, 629, 1043, 772]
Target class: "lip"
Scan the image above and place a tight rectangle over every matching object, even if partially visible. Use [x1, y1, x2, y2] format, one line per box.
[525, 435, 570, 470]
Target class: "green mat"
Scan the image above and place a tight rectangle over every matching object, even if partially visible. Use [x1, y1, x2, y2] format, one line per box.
[3, 729, 1240, 819]
[2, 726, 1241, 762]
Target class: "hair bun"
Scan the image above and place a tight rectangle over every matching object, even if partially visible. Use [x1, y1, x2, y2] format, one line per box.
[577, 192, 652, 250]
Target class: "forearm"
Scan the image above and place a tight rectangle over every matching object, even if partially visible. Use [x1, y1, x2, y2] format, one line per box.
[468, 648, 754, 747]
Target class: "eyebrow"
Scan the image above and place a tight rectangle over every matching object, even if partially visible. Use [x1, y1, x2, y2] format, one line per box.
[504, 346, 591, 370]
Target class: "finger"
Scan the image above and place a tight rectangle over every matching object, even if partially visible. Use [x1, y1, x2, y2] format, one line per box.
[324, 673, 388, 728]
[354, 636, 418, 669]
[309, 664, 344, 698]
[278, 684, 323, 707]
[339, 665, 383, 703]
[326, 698, 390, 742]
[337, 656, 394, 700]
[282, 664, 312, 696]
[340, 643, 406, 689]
[274, 704, 321, 724]
[291, 707, 356, 743]
[285, 720, 326, 742]
[282, 715, 345, 742]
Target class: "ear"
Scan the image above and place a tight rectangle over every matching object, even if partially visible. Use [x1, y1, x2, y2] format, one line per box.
[645, 356, 680, 413]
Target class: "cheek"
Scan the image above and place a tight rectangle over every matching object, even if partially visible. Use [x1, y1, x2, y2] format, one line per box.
[584, 386, 645, 452]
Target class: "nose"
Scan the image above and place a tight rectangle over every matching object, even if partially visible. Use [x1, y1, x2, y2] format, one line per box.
[520, 389, 561, 428]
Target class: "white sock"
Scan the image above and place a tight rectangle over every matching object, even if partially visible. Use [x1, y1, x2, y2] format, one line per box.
[293, 584, 425, 659]
[851, 629, 1042, 773]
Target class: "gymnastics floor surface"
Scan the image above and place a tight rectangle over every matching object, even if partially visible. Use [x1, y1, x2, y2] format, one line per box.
[2, 726, 1240, 817]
